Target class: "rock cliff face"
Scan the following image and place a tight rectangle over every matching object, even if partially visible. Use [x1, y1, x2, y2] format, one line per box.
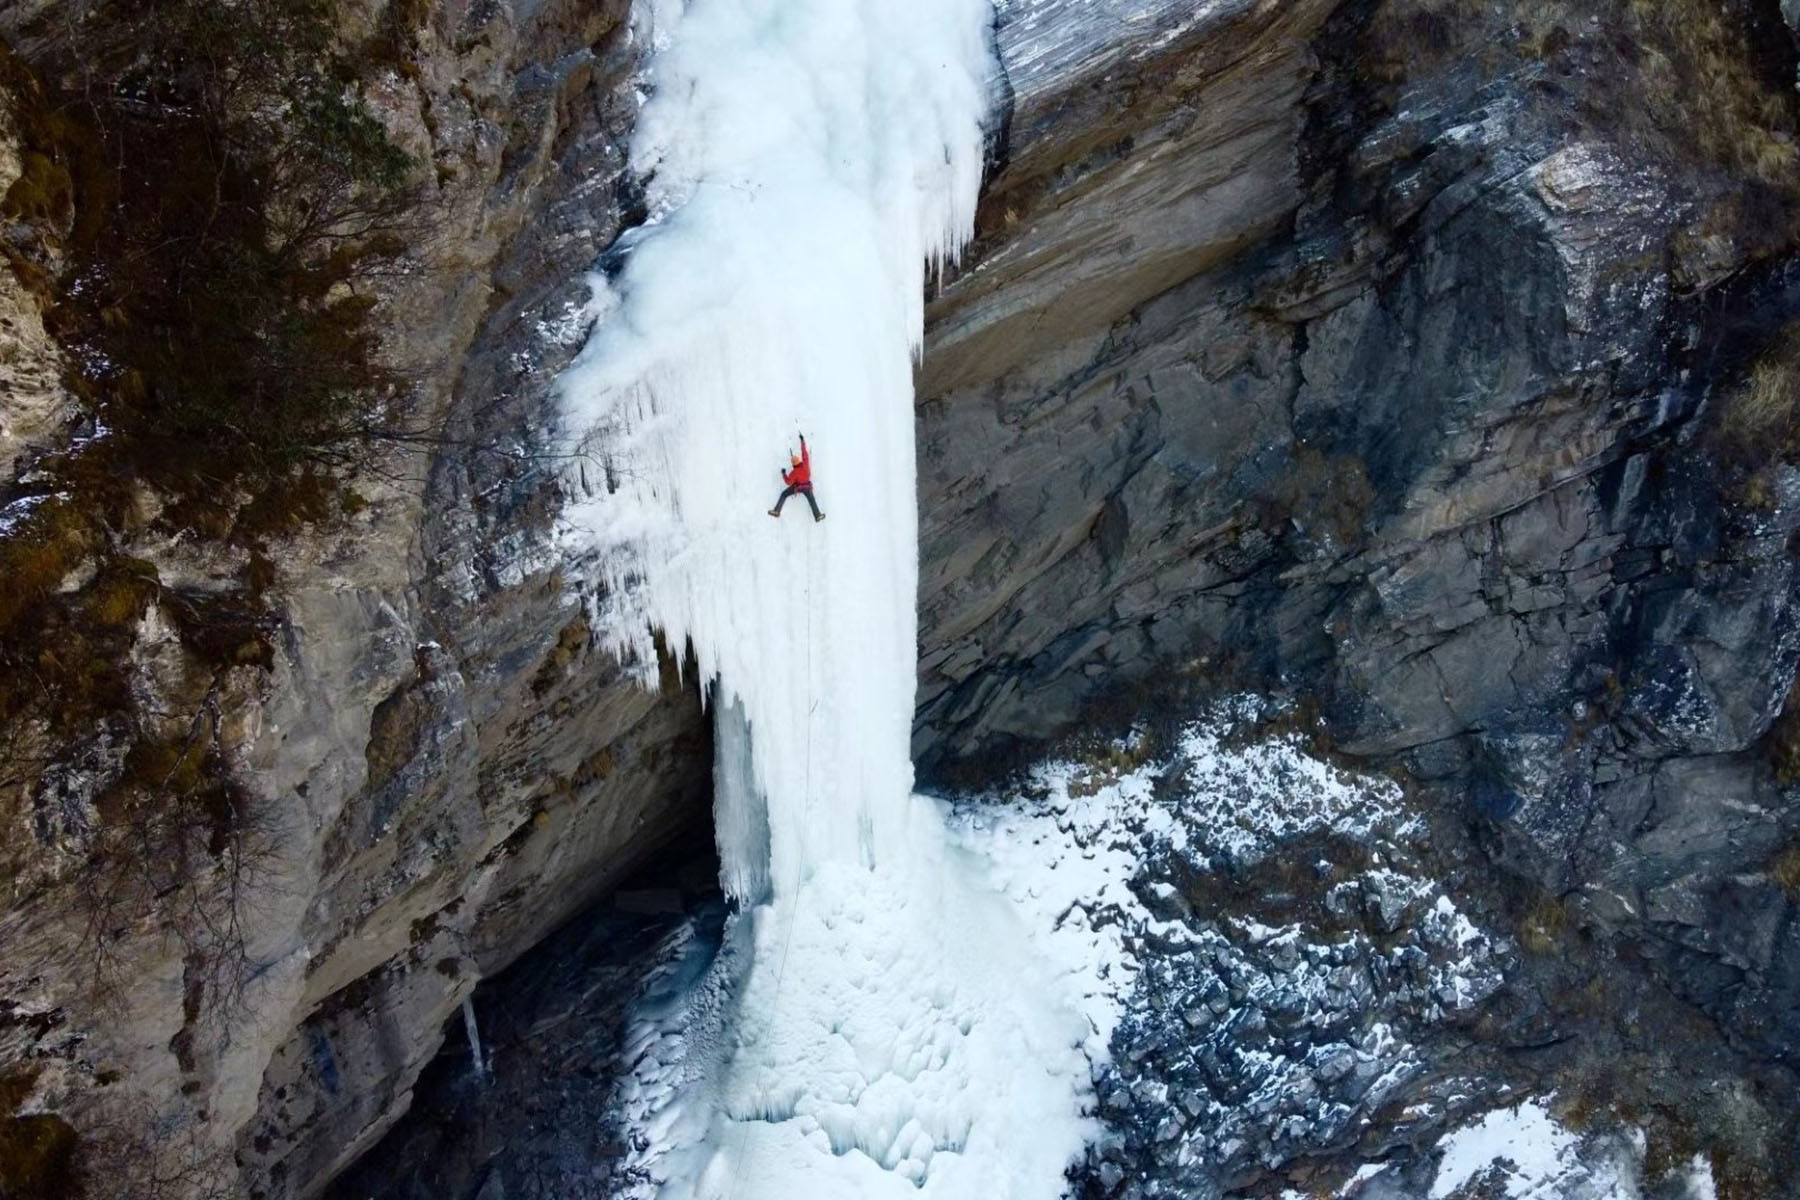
[918, 0, 1800, 1090]
[3, 2, 706, 1195]
[907, 0, 1800, 1186]
[4, 0, 1800, 1196]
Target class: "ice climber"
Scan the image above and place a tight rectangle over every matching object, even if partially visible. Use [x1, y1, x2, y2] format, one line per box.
[768, 434, 825, 521]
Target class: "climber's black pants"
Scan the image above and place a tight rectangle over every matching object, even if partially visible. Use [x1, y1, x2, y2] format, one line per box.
[772, 484, 822, 518]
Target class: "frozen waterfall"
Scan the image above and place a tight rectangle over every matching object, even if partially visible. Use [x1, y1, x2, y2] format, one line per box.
[557, 0, 1098, 1194]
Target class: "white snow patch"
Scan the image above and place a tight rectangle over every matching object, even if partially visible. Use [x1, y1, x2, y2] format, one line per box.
[1430, 1098, 1636, 1199]
[1280, 1161, 1386, 1199]
[601, 694, 1513, 1198]
[1431, 1100, 1574, 1197]
[944, 755, 1161, 1056]
[1430, 894, 1484, 949]
[1173, 701, 1411, 867]
[0, 492, 59, 537]
[1682, 1153, 1717, 1200]
[536, 296, 602, 348]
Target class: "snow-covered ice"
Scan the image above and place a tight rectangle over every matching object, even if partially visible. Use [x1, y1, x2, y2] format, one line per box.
[943, 755, 1157, 1056]
[1682, 1154, 1718, 1200]
[1274, 1097, 1668, 1199]
[1430, 1100, 1584, 1198]
[1170, 697, 1412, 868]
[0, 492, 58, 537]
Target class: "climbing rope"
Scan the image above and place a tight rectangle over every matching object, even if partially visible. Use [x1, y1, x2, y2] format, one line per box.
[766, 528, 815, 1006]
[764, 518, 817, 1039]
[720, 520, 817, 1200]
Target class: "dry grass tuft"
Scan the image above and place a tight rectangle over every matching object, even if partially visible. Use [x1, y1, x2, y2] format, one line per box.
[1066, 730, 1159, 798]
[2, 149, 74, 225]
[0, 496, 101, 630]
[1517, 889, 1568, 954]
[81, 564, 157, 629]
[1623, 0, 1799, 186]
[1712, 320, 1800, 469]
[1768, 841, 1800, 899]
[1259, 447, 1375, 550]
[1763, 669, 1800, 787]
[1366, 0, 1800, 215]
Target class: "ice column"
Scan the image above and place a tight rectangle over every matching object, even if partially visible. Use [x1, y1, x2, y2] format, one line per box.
[557, 1, 1103, 1196]
[559, 0, 991, 898]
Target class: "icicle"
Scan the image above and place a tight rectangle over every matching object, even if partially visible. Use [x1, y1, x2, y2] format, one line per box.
[713, 693, 770, 903]
[462, 994, 487, 1082]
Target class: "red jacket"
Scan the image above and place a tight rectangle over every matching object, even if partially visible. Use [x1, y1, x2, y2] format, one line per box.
[782, 438, 812, 488]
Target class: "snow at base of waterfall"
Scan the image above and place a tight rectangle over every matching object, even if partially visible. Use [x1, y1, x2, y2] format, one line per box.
[598, 798, 1107, 1200]
[600, 703, 1500, 1199]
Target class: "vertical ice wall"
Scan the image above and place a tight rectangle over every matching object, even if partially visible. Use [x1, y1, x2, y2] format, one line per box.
[560, 0, 1099, 1195]
[560, 0, 988, 902]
